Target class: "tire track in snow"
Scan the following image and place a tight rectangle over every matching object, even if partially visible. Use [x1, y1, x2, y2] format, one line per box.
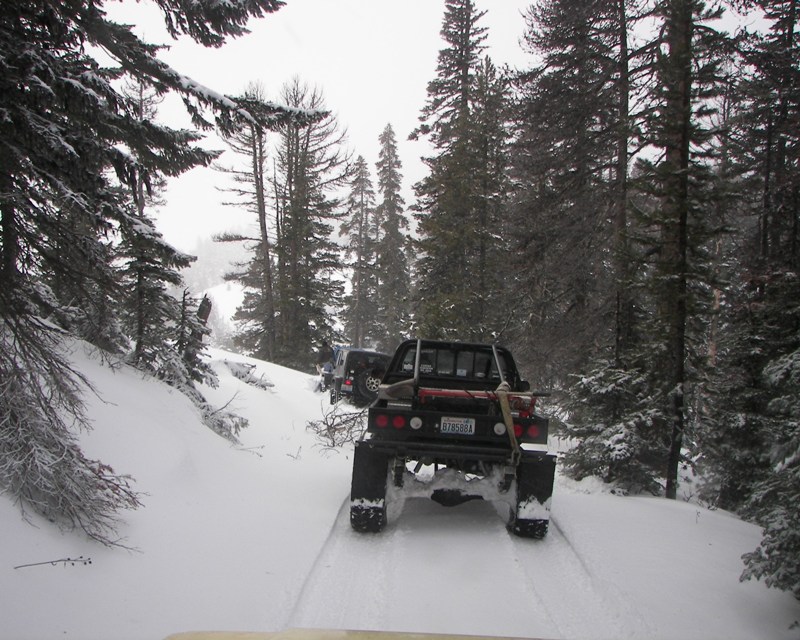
[286, 496, 563, 638]
[507, 516, 654, 639]
[285, 495, 393, 630]
[286, 494, 658, 639]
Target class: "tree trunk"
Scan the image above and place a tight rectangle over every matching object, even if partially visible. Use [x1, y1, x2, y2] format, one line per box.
[662, 0, 693, 500]
[251, 127, 276, 361]
[614, 0, 632, 367]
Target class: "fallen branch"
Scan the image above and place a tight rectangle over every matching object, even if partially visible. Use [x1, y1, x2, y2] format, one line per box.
[307, 404, 368, 449]
[14, 556, 92, 570]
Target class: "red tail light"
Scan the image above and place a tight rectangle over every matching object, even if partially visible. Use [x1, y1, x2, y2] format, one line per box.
[510, 396, 532, 418]
[513, 424, 524, 438]
[375, 414, 389, 428]
[527, 424, 540, 439]
[392, 415, 406, 429]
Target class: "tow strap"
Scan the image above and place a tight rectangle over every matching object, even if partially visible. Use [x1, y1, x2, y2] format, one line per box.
[496, 381, 521, 467]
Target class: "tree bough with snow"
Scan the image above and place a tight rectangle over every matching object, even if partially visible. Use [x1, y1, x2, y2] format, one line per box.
[0, 315, 142, 546]
[0, 0, 303, 544]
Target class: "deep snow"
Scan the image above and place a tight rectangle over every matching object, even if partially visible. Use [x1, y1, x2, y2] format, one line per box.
[1, 343, 798, 640]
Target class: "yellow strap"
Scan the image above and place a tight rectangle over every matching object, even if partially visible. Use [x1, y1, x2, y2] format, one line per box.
[496, 384, 521, 466]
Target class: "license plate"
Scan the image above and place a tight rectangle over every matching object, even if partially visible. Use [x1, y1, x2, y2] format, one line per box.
[440, 417, 475, 435]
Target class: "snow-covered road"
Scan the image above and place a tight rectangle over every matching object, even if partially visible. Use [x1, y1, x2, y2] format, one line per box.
[289, 495, 659, 639]
[2, 346, 799, 640]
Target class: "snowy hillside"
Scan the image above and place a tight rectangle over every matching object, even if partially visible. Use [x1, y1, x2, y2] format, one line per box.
[1, 343, 798, 640]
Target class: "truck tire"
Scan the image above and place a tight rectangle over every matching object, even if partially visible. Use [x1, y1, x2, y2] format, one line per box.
[350, 440, 391, 533]
[508, 452, 557, 539]
[352, 370, 381, 406]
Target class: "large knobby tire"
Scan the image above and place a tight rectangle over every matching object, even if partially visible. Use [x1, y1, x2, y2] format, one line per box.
[350, 441, 390, 533]
[508, 453, 557, 539]
[509, 517, 550, 539]
[350, 504, 386, 533]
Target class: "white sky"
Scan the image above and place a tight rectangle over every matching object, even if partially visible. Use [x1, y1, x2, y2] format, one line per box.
[106, 0, 535, 251]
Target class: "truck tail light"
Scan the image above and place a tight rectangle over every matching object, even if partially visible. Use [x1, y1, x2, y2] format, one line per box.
[513, 424, 524, 438]
[374, 414, 409, 430]
[410, 416, 423, 430]
[509, 396, 532, 418]
[527, 424, 540, 439]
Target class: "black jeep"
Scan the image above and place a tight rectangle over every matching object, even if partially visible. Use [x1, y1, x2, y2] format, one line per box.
[331, 348, 391, 407]
[350, 339, 557, 538]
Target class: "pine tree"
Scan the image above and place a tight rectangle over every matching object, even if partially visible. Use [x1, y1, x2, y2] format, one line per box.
[703, 0, 800, 598]
[529, 0, 732, 496]
[729, 269, 800, 600]
[116, 203, 195, 373]
[412, 0, 496, 340]
[271, 78, 349, 369]
[116, 80, 201, 377]
[467, 57, 514, 339]
[217, 82, 279, 361]
[0, 0, 296, 544]
[510, 0, 637, 384]
[373, 124, 411, 353]
[226, 244, 279, 359]
[640, 0, 732, 499]
[340, 156, 378, 347]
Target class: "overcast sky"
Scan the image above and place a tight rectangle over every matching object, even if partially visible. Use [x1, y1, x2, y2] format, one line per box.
[107, 0, 536, 251]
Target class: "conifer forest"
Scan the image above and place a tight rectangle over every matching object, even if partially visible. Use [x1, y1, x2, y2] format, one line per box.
[0, 0, 798, 599]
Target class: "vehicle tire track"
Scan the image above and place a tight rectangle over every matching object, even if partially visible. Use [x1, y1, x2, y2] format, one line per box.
[285, 495, 393, 631]
[286, 496, 565, 638]
[508, 515, 654, 639]
[285, 492, 659, 639]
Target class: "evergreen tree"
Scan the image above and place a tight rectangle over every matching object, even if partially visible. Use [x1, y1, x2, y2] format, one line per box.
[467, 57, 514, 339]
[730, 0, 800, 266]
[697, 273, 787, 510]
[527, 0, 732, 497]
[701, 0, 800, 597]
[226, 244, 278, 359]
[510, 0, 638, 385]
[412, 0, 498, 340]
[116, 79, 201, 377]
[373, 124, 411, 353]
[641, 0, 732, 499]
[740, 276, 800, 599]
[340, 156, 378, 347]
[0, 0, 295, 544]
[271, 78, 350, 369]
[217, 83, 279, 361]
[116, 203, 195, 373]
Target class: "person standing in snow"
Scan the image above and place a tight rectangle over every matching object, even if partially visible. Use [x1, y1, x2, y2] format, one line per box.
[315, 340, 335, 392]
[315, 340, 334, 374]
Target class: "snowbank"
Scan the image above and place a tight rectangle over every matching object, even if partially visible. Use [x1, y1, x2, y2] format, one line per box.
[1, 344, 798, 640]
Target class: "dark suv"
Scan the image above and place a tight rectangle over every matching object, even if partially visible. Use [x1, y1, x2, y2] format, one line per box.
[331, 348, 391, 407]
[350, 339, 557, 538]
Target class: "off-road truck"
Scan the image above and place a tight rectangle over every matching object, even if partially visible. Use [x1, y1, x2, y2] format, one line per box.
[350, 339, 557, 538]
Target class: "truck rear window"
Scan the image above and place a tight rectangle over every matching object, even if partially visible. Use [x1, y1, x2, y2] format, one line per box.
[396, 344, 512, 382]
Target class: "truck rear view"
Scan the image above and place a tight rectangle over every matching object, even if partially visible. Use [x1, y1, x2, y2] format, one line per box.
[350, 339, 557, 538]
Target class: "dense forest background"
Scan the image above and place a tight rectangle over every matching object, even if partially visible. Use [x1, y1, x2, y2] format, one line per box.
[0, 0, 797, 599]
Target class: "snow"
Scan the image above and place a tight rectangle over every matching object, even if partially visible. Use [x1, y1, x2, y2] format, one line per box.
[2, 343, 799, 640]
[204, 281, 245, 319]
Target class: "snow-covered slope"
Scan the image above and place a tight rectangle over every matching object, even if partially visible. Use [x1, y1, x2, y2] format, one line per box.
[1, 344, 798, 640]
